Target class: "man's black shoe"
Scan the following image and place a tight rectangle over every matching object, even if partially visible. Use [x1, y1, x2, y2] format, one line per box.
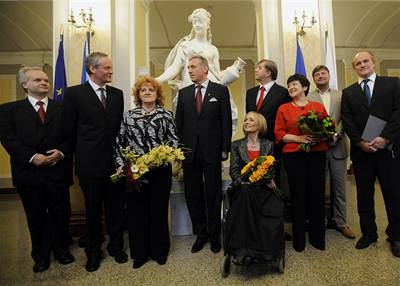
[85, 257, 101, 272]
[33, 260, 50, 273]
[355, 236, 377, 249]
[110, 250, 128, 264]
[191, 236, 208, 253]
[54, 252, 75, 265]
[133, 258, 148, 269]
[390, 241, 400, 257]
[210, 243, 221, 253]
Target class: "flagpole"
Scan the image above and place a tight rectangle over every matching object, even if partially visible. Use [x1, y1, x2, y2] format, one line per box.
[86, 30, 91, 54]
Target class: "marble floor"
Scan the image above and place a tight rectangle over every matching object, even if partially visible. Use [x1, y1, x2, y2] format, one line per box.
[1, 177, 399, 286]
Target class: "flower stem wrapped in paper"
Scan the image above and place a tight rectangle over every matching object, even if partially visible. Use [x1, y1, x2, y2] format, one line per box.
[239, 155, 283, 198]
[111, 143, 185, 191]
[297, 110, 336, 153]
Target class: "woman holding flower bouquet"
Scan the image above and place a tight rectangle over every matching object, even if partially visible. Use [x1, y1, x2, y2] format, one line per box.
[275, 74, 330, 252]
[224, 112, 285, 266]
[114, 76, 179, 269]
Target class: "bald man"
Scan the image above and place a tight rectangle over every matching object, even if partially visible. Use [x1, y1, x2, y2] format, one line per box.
[341, 51, 400, 257]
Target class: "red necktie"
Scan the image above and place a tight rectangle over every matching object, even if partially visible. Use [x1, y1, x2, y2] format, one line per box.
[37, 101, 45, 123]
[196, 85, 203, 114]
[256, 86, 265, 112]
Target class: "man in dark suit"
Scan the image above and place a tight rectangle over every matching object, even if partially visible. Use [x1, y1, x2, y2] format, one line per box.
[63, 52, 127, 271]
[175, 55, 232, 254]
[245, 59, 291, 186]
[0, 67, 74, 272]
[341, 51, 400, 257]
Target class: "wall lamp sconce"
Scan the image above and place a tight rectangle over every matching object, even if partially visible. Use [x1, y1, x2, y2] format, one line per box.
[293, 11, 317, 36]
[68, 7, 95, 36]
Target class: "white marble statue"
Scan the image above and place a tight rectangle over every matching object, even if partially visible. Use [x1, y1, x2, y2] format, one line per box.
[155, 8, 246, 131]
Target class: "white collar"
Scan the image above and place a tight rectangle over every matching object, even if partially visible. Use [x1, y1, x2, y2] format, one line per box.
[27, 95, 48, 106]
[260, 81, 274, 91]
[195, 79, 209, 89]
[358, 73, 376, 85]
[315, 87, 331, 94]
[88, 78, 107, 91]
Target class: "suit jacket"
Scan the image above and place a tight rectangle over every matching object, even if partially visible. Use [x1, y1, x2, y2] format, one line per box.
[63, 81, 124, 179]
[175, 80, 232, 163]
[0, 98, 72, 187]
[308, 89, 348, 159]
[229, 137, 274, 181]
[246, 83, 291, 141]
[341, 76, 400, 161]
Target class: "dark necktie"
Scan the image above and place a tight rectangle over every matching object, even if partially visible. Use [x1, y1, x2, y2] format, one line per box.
[256, 86, 265, 112]
[362, 79, 371, 104]
[36, 101, 45, 123]
[99, 88, 107, 109]
[196, 85, 203, 114]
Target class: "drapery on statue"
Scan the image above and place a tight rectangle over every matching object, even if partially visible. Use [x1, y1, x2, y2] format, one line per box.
[155, 8, 246, 131]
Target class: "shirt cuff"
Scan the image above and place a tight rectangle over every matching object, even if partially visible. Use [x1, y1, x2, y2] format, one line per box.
[29, 153, 38, 163]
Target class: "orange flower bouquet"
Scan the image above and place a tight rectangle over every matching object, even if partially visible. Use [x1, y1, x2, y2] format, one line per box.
[239, 155, 282, 198]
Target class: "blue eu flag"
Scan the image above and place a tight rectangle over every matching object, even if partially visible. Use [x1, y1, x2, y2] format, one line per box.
[53, 34, 67, 101]
[295, 37, 307, 76]
[81, 40, 89, 83]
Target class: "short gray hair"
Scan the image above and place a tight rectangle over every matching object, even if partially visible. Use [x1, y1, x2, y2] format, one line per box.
[17, 66, 43, 86]
[86, 52, 108, 75]
[17, 66, 43, 92]
[188, 55, 209, 68]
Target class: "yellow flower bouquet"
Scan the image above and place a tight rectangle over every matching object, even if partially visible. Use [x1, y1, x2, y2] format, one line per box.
[239, 155, 282, 198]
[111, 143, 185, 188]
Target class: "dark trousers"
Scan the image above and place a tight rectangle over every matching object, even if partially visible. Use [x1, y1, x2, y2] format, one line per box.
[183, 147, 222, 237]
[79, 177, 125, 258]
[18, 182, 71, 262]
[353, 156, 400, 242]
[126, 165, 172, 259]
[283, 151, 326, 251]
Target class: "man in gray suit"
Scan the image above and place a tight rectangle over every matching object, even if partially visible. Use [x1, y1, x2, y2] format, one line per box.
[308, 65, 355, 239]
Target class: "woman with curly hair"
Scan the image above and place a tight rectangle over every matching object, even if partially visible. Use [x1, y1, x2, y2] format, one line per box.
[114, 76, 179, 269]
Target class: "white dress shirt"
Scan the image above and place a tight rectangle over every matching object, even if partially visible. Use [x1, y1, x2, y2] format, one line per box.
[316, 88, 331, 115]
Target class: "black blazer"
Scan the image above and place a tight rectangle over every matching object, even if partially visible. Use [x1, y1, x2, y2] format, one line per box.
[341, 76, 400, 161]
[175, 80, 232, 163]
[229, 137, 274, 181]
[0, 98, 72, 187]
[246, 83, 291, 142]
[63, 82, 124, 179]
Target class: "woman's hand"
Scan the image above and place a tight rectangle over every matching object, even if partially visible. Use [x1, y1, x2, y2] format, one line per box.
[267, 179, 277, 189]
[116, 166, 125, 175]
[296, 135, 314, 144]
